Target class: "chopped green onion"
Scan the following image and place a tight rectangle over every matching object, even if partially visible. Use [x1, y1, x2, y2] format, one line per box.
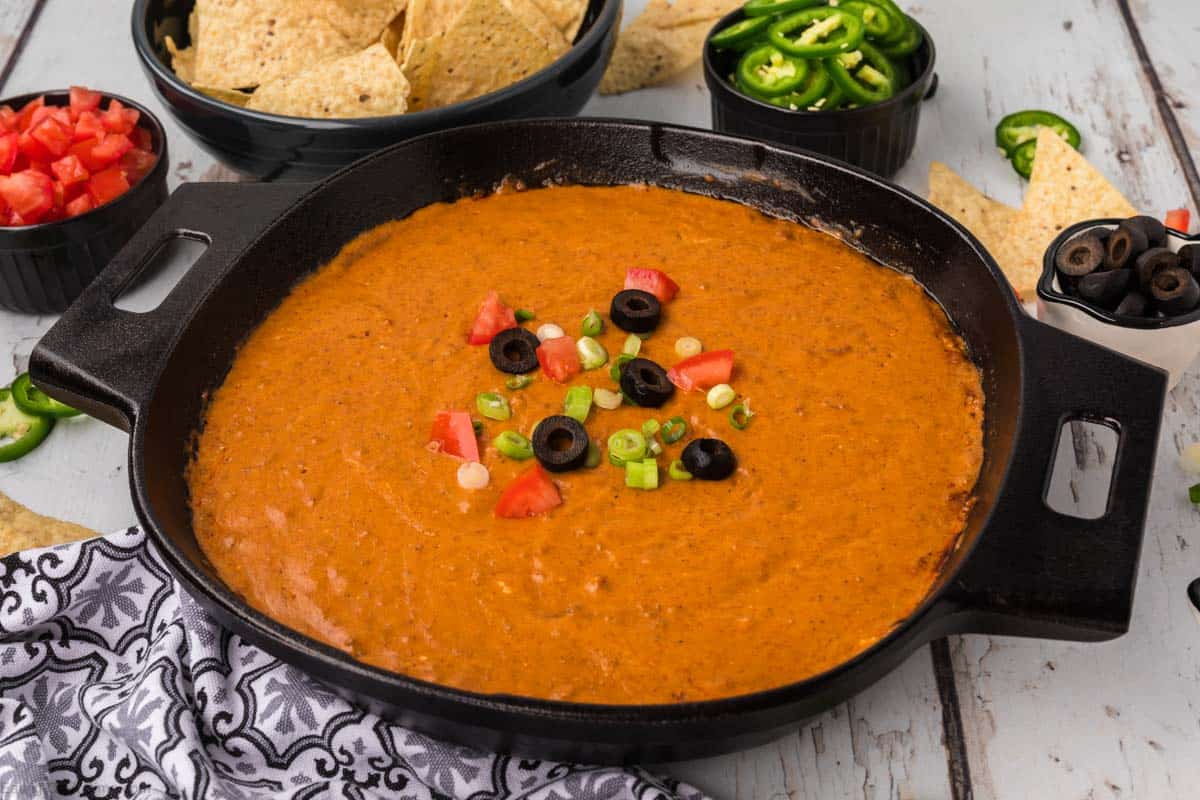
[642, 419, 661, 437]
[476, 392, 511, 421]
[624, 458, 659, 490]
[609, 451, 625, 467]
[610, 353, 635, 382]
[585, 441, 602, 468]
[537, 323, 564, 341]
[515, 308, 535, 323]
[729, 402, 754, 430]
[675, 337, 702, 359]
[493, 430, 534, 460]
[622, 334, 642, 357]
[607, 428, 648, 465]
[1191, 483, 1200, 504]
[661, 416, 687, 444]
[576, 336, 609, 370]
[648, 438, 663, 456]
[707, 383, 736, 410]
[594, 388, 623, 410]
[472, 419, 485, 436]
[505, 374, 533, 390]
[457, 461, 490, 489]
[581, 309, 603, 337]
[564, 385, 593, 423]
[669, 459, 693, 481]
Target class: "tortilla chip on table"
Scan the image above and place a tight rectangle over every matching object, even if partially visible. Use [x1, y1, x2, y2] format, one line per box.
[0, 491, 93, 557]
[928, 161, 1018, 260]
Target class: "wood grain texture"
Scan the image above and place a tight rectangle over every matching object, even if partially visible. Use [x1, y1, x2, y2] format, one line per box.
[0, 0, 40, 93]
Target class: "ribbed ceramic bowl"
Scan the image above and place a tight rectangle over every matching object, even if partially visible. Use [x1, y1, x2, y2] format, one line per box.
[702, 12, 936, 177]
[0, 90, 168, 314]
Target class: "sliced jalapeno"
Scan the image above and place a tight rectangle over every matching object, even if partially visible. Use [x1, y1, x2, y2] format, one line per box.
[837, 0, 898, 41]
[743, 0, 822, 17]
[826, 42, 896, 105]
[736, 44, 811, 97]
[768, 7, 865, 58]
[709, 15, 773, 50]
[878, 16, 921, 57]
[11, 373, 80, 418]
[994, 109, 1082, 157]
[766, 61, 833, 109]
[0, 388, 54, 463]
[1010, 139, 1037, 179]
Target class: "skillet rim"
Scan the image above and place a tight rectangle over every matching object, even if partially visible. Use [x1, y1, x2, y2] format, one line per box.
[128, 118, 1027, 722]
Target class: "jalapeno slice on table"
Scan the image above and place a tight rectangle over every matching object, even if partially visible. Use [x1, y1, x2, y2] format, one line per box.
[736, 44, 811, 97]
[743, 0, 821, 17]
[766, 61, 833, 109]
[710, 15, 773, 50]
[1010, 139, 1037, 179]
[826, 42, 896, 104]
[0, 388, 54, 463]
[11, 373, 80, 418]
[768, 7, 864, 58]
[994, 110, 1082, 156]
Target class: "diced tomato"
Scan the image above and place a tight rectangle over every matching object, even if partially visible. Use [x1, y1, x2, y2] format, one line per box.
[14, 96, 43, 131]
[1165, 208, 1191, 233]
[536, 336, 581, 383]
[29, 116, 72, 159]
[624, 267, 680, 303]
[0, 106, 15, 132]
[428, 410, 480, 461]
[495, 464, 562, 519]
[86, 166, 130, 207]
[132, 127, 153, 151]
[466, 290, 518, 345]
[119, 148, 157, 183]
[0, 133, 17, 175]
[17, 130, 53, 163]
[73, 111, 105, 142]
[101, 98, 139, 135]
[64, 193, 93, 218]
[667, 349, 735, 392]
[92, 133, 132, 166]
[50, 154, 89, 187]
[26, 160, 51, 176]
[68, 86, 102, 120]
[0, 170, 54, 223]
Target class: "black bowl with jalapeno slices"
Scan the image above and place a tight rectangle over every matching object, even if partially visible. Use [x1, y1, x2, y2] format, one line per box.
[703, 0, 936, 177]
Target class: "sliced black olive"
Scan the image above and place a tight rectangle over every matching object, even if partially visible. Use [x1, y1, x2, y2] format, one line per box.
[681, 438, 737, 481]
[1134, 246, 1179, 289]
[1055, 231, 1106, 277]
[619, 357, 675, 408]
[1104, 223, 1148, 269]
[531, 415, 590, 472]
[1077, 268, 1132, 310]
[1113, 292, 1148, 317]
[489, 328, 541, 374]
[1149, 267, 1200, 315]
[1123, 215, 1168, 248]
[1178, 244, 1200, 279]
[610, 289, 661, 333]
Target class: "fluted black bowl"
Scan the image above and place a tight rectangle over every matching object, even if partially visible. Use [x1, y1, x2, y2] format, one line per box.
[131, 0, 620, 181]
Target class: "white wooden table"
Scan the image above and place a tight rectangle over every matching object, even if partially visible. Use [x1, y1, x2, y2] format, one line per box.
[2, 2, 1198, 797]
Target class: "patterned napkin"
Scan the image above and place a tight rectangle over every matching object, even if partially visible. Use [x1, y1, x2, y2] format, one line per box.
[0, 528, 706, 800]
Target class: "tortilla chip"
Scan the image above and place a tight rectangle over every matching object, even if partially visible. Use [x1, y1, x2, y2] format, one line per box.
[502, 0, 571, 53]
[927, 161, 1018, 262]
[196, 85, 253, 107]
[380, 9, 407, 57]
[598, 0, 741, 94]
[248, 43, 410, 117]
[165, 35, 196, 83]
[992, 128, 1138, 298]
[527, 0, 589, 40]
[0, 492, 93, 557]
[324, 0, 409, 46]
[402, 0, 557, 110]
[400, 0, 471, 56]
[192, 0, 360, 89]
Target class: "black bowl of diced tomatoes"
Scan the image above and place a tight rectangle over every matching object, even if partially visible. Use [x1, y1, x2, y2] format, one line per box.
[0, 87, 168, 313]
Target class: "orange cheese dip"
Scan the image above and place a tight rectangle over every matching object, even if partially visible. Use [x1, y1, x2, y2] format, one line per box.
[188, 185, 984, 704]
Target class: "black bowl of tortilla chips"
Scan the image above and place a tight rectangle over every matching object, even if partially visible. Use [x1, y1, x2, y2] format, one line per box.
[132, 0, 619, 180]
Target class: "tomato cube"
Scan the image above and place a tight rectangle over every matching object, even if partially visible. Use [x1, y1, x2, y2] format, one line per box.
[91, 134, 132, 166]
[118, 148, 157, 184]
[667, 349, 735, 392]
[64, 193, 93, 218]
[536, 336, 582, 383]
[0, 170, 54, 222]
[51, 154, 89, 187]
[101, 99, 139, 135]
[0, 132, 17, 175]
[14, 96, 43, 131]
[86, 166, 130, 207]
[69, 86, 102, 120]
[0, 106, 15, 132]
[1165, 208, 1191, 233]
[132, 127, 153, 151]
[466, 291, 518, 345]
[624, 267, 680, 303]
[29, 116, 72, 159]
[429, 410, 480, 461]
[72, 111, 105, 142]
[495, 465, 562, 519]
[17, 131, 53, 163]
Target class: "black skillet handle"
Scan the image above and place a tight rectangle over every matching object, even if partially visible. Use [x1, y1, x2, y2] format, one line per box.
[30, 181, 308, 431]
[943, 315, 1167, 642]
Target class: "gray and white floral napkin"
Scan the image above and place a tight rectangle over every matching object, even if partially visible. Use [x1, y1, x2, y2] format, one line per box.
[0, 528, 707, 800]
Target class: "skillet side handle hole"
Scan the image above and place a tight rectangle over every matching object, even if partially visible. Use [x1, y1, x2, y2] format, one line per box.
[113, 233, 210, 314]
[1043, 418, 1121, 521]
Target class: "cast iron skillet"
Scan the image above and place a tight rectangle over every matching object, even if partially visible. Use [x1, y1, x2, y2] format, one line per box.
[30, 120, 1166, 765]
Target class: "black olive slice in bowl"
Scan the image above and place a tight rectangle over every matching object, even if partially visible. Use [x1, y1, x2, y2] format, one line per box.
[1055, 231, 1106, 277]
[1077, 268, 1133, 310]
[1149, 267, 1200, 315]
[1123, 215, 1168, 248]
[1134, 246, 1179, 289]
[1178, 244, 1200, 279]
[619, 358, 675, 407]
[1113, 291, 1148, 317]
[610, 289, 661, 333]
[681, 438, 737, 480]
[1105, 223, 1149, 269]
[532, 415, 590, 472]
[489, 328, 541, 374]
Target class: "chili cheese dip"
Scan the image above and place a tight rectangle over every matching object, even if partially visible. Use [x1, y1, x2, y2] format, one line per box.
[187, 185, 984, 704]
